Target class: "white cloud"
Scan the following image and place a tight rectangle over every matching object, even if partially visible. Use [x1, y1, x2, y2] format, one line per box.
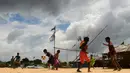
[58, 0, 130, 54]
[7, 29, 24, 43]
[0, 25, 12, 40]
[1, 0, 130, 62]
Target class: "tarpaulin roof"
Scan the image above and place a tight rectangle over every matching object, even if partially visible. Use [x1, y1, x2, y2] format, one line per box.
[104, 44, 130, 53]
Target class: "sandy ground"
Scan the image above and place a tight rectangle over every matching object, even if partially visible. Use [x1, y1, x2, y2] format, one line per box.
[0, 68, 130, 73]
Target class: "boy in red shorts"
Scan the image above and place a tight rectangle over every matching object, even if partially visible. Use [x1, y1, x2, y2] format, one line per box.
[77, 37, 91, 72]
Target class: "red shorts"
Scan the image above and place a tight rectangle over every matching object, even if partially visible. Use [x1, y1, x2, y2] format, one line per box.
[80, 51, 90, 64]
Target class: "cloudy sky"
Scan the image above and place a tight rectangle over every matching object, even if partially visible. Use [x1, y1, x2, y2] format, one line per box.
[0, 0, 130, 62]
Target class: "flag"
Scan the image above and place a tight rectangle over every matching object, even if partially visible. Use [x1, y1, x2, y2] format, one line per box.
[77, 36, 82, 41]
[51, 26, 56, 31]
[49, 32, 55, 42]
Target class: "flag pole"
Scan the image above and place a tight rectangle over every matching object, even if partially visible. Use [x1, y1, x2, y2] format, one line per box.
[50, 26, 56, 55]
[54, 26, 56, 55]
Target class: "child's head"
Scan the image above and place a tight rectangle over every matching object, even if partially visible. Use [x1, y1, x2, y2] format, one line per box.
[17, 53, 19, 56]
[57, 50, 60, 54]
[91, 54, 93, 58]
[84, 37, 89, 43]
[105, 37, 110, 43]
[43, 49, 47, 53]
[12, 56, 14, 58]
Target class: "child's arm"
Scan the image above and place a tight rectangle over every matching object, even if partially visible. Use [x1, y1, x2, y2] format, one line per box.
[80, 42, 87, 49]
[103, 43, 108, 46]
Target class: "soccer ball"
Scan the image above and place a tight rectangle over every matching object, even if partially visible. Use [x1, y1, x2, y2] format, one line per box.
[41, 56, 46, 60]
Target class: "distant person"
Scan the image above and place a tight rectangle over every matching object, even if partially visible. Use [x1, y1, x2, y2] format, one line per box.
[90, 55, 95, 69]
[14, 53, 21, 68]
[54, 50, 60, 70]
[77, 37, 91, 72]
[11, 56, 15, 68]
[103, 37, 121, 71]
[43, 49, 54, 69]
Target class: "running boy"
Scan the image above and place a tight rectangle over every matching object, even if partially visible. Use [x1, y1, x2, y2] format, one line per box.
[77, 37, 91, 72]
[103, 37, 121, 71]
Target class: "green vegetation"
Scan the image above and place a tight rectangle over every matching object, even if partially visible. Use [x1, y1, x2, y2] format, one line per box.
[0, 61, 9, 67]
[0, 59, 75, 68]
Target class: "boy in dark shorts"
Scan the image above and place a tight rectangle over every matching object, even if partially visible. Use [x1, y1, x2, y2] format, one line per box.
[103, 37, 121, 71]
[43, 49, 54, 69]
[77, 37, 91, 72]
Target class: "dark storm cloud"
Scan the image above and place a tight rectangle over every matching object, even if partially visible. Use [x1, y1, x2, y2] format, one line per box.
[0, 0, 71, 16]
[67, 10, 130, 53]
[85, 12, 126, 53]
[1, 0, 130, 61]
[0, 0, 97, 16]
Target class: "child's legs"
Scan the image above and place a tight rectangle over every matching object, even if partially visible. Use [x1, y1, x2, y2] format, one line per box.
[80, 51, 85, 64]
[84, 54, 91, 71]
[55, 64, 59, 70]
[111, 55, 118, 69]
[48, 63, 50, 67]
[55, 59, 60, 70]
[47, 60, 51, 69]
[50, 58, 55, 69]
[77, 51, 85, 71]
[112, 55, 121, 68]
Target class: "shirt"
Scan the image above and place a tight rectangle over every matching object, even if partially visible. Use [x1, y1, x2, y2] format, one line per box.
[46, 52, 53, 59]
[91, 57, 95, 62]
[108, 41, 116, 55]
[15, 56, 20, 62]
[80, 40, 88, 52]
[54, 53, 59, 59]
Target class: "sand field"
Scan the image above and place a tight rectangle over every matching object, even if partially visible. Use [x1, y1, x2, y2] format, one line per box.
[0, 68, 130, 73]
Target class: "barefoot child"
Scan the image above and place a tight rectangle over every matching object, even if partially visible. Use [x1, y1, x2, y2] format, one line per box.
[11, 56, 15, 68]
[14, 53, 21, 68]
[103, 37, 121, 71]
[54, 50, 60, 70]
[90, 55, 95, 69]
[43, 49, 54, 69]
[77, 37, 91, 72]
